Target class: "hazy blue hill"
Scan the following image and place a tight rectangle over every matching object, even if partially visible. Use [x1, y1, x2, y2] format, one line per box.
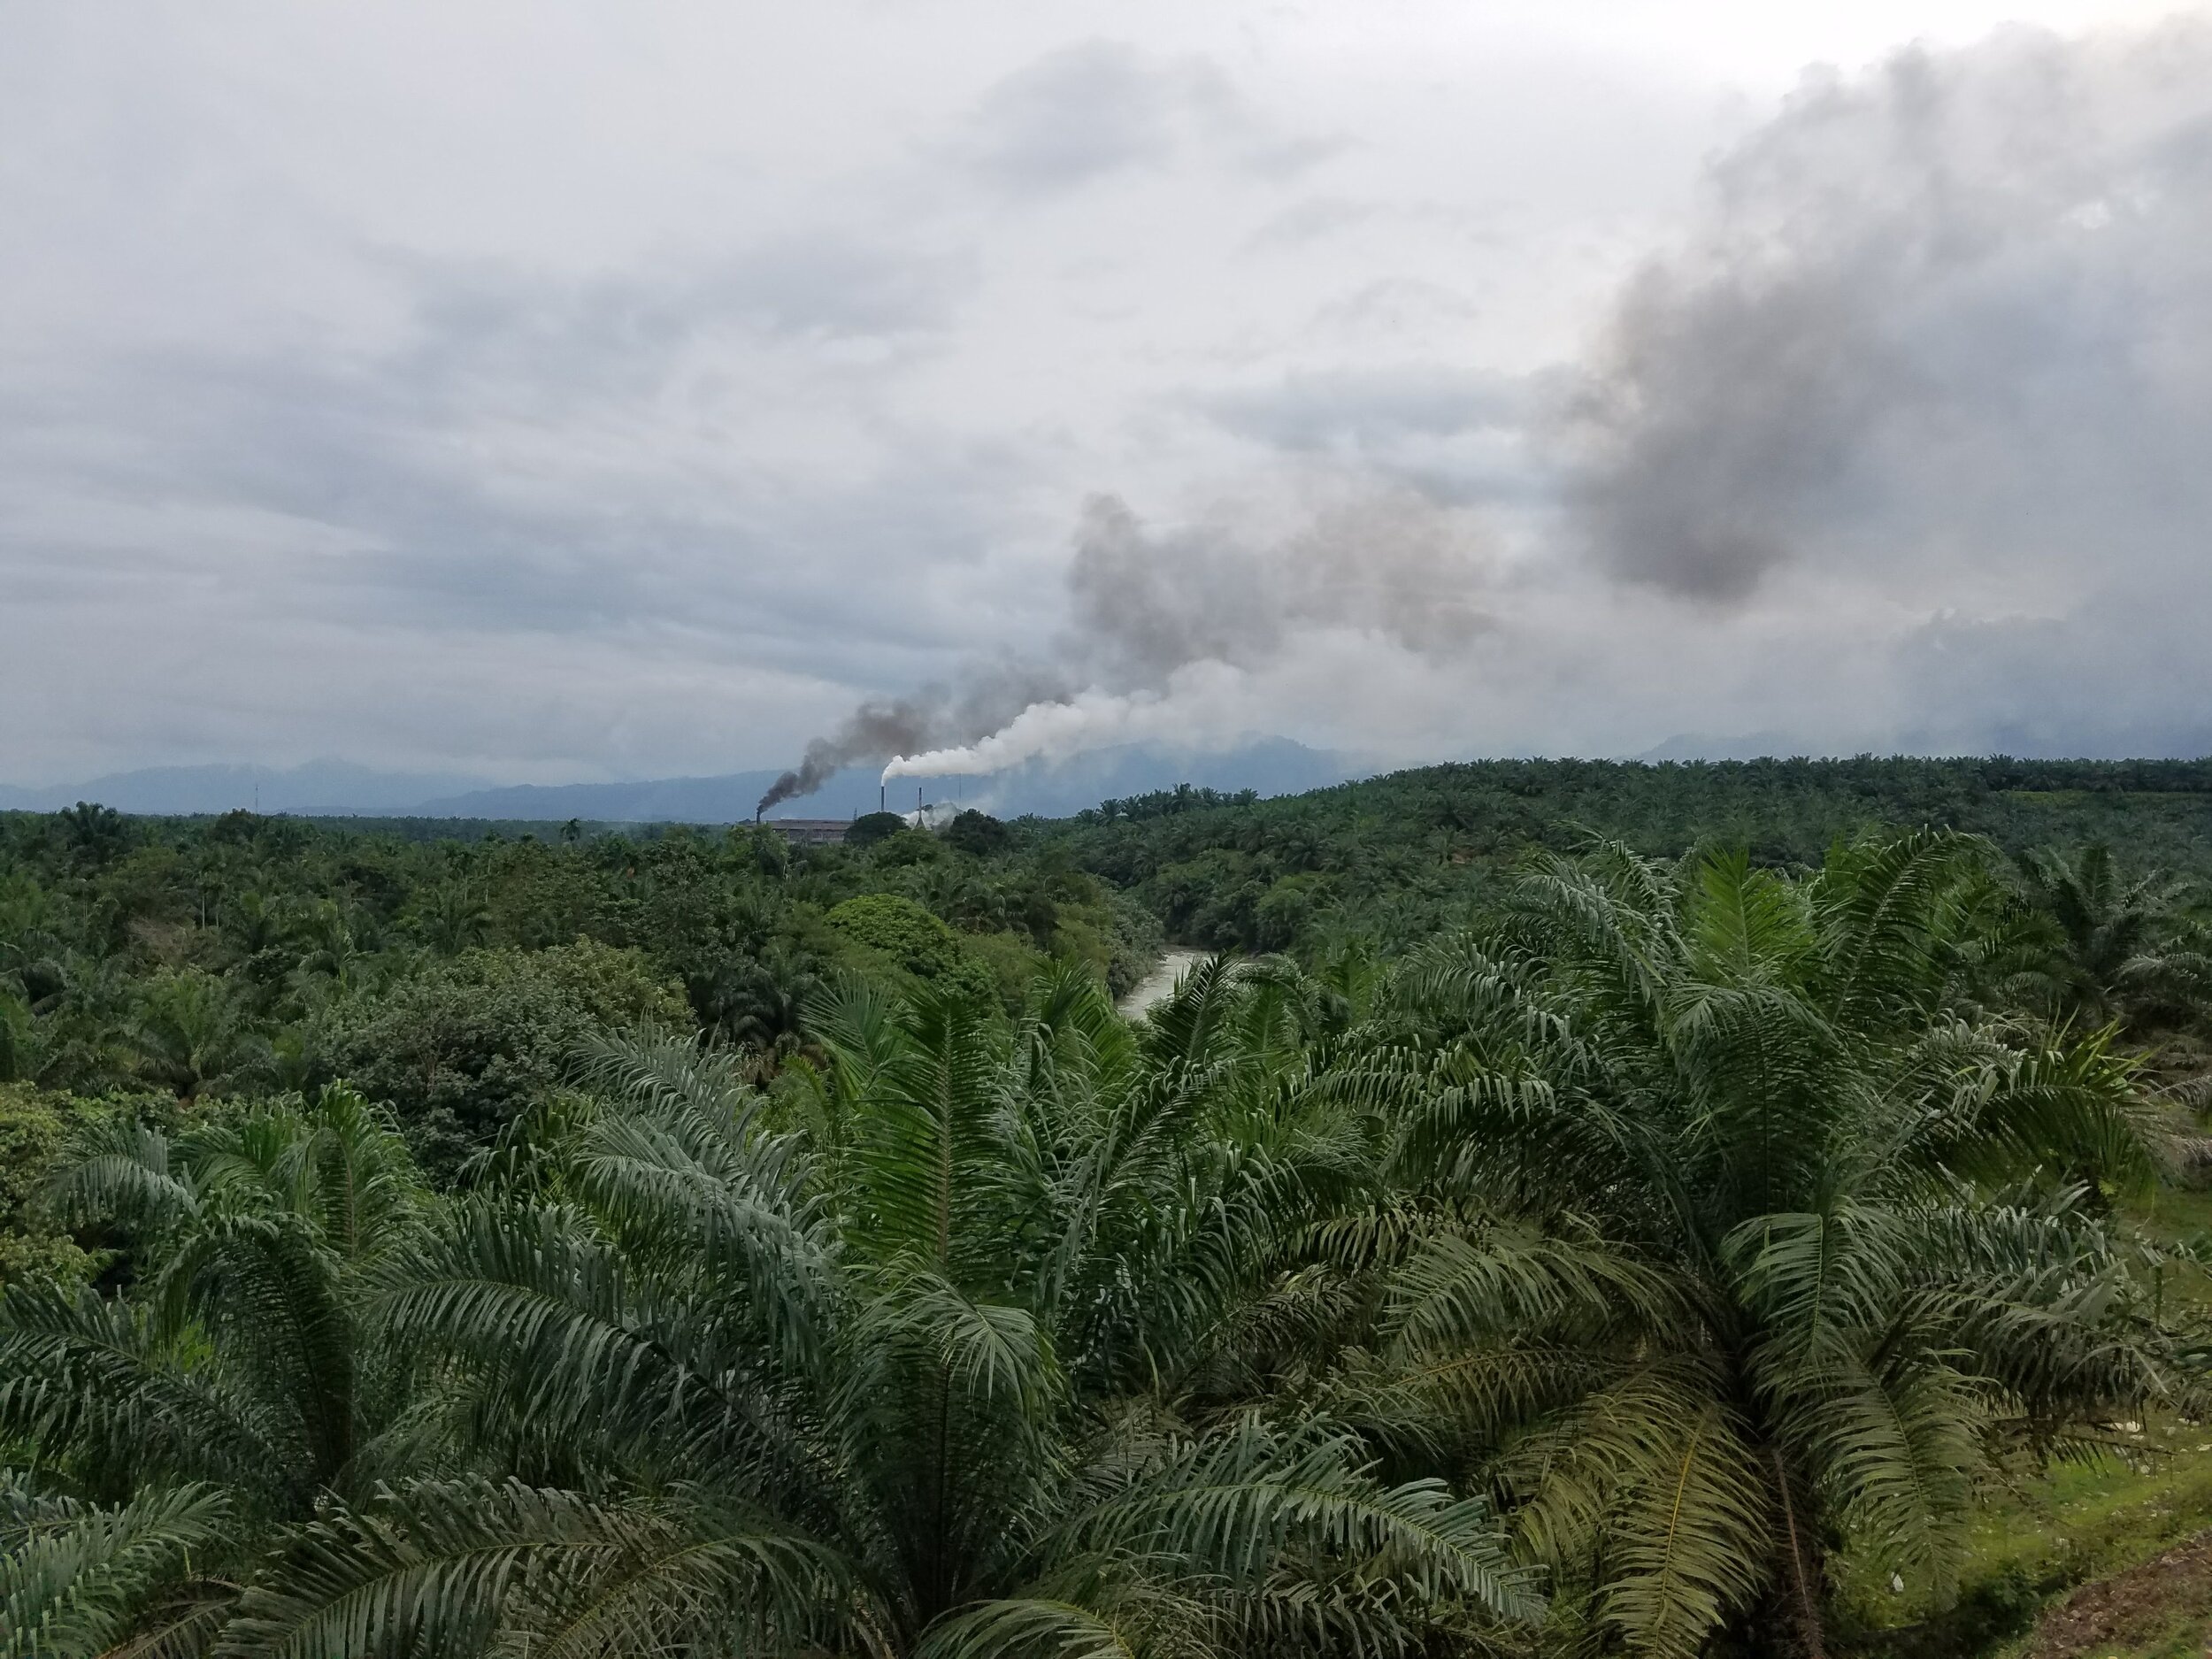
[411, 772, 800, 823]
[1, 741, 1356, 823]
[0, 759, 491, 815]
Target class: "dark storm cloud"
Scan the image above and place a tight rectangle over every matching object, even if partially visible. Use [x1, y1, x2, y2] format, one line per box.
[1567, 21, 2212, 603]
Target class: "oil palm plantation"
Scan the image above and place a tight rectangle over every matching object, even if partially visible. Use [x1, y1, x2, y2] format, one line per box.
[1, 1084, 430, 1655]
[4, 967, 1530, 1658]
[236, 968, 1525, 1658]
[1314, 833, 2198, 1657]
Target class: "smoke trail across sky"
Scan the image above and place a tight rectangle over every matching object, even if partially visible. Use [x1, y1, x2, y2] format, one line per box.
[761, 487, 1493, 810]
[1566, 19, 2212, 607]
[758, 12, 2212, 808]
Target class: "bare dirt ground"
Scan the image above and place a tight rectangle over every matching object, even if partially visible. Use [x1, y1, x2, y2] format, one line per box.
[2023, 1531, 2212, 1657]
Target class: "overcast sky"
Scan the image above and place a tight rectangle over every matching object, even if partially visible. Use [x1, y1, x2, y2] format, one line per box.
[4, 0, 2208, 786]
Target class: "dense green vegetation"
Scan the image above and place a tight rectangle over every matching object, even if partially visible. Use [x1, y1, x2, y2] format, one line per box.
[10, 757, 2212, 1656]
[1056, 757, 2212, 956]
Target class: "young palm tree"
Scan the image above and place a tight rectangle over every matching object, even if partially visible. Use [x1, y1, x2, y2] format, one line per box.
[0, 1085, 430, 1656]
[1984, 842, 2212, 1035]
[1314, 833, 2197, 1658]
[221, 966, 1532, 1658]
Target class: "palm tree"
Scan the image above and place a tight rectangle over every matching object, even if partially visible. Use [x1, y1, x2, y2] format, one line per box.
[221, 890, 290, 959]
[1983, 842, 2212, 1035]
[129, 969, 273, 1101]
[54, 804, 125, 867]
[288, 900, 372, 991]
[697, 940, 821, 1056]
[223, 967, 1532, 1657]
[1316, 833, 2196, 1657]
[412, 881, 491, 956]
[0, 1086, 430, 1654]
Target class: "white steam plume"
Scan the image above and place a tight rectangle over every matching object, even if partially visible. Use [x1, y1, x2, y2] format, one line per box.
[881, 664, 1247, 782]
[882, 691, 1164, 781]
[766, 487, 1492, 803]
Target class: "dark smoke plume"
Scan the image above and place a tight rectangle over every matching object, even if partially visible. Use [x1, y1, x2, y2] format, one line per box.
[757, 486, 1489, 807]
[754, 667, 1068, 813]
[1568, 19, 2212, 603]
[756, 703, 933, 815]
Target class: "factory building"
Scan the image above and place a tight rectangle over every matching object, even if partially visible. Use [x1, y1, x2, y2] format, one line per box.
[758, 818, 849, 846]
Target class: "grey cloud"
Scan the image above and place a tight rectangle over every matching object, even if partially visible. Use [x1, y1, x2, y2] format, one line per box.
[1243, 196, 1379, 249]
[22, 7, 2212, 791]
[0, 250, 1032, 758]
[956, 40, 1236, 192]
[1202, 367, 1561, 507]
[1890, 595, 2212, 759]
[1568, 21, 2212, 603]
[1209, 367, 1526, 452]
[405, 237, 969, 367]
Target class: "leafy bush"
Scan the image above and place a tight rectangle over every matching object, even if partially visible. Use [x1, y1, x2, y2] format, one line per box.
[957, 928, 1047, 1011]
[824, 893, 995, 1003]
[0, 1083, 103, 1286]
[318, 940, 685, 1178]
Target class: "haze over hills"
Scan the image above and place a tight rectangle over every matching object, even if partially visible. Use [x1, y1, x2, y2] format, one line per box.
[0, 739, 1359, 823]
[0, 760, 491, 817]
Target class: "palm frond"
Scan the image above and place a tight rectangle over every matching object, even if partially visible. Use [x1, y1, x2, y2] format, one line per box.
[1, 1481, 233, 1659]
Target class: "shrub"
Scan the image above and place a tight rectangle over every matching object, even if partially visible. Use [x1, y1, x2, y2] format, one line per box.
[824, 894, 995, 1002]
[319, 940, 687, 1179]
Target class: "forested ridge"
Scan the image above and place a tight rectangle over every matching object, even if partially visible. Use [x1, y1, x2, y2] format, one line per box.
[9, 757, 2212, 1655]
[1049, 756, 2212, 956]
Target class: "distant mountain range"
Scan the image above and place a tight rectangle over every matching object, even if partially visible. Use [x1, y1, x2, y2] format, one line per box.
[0, 740, 1361, 824]
[0, 760, 490, 816]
